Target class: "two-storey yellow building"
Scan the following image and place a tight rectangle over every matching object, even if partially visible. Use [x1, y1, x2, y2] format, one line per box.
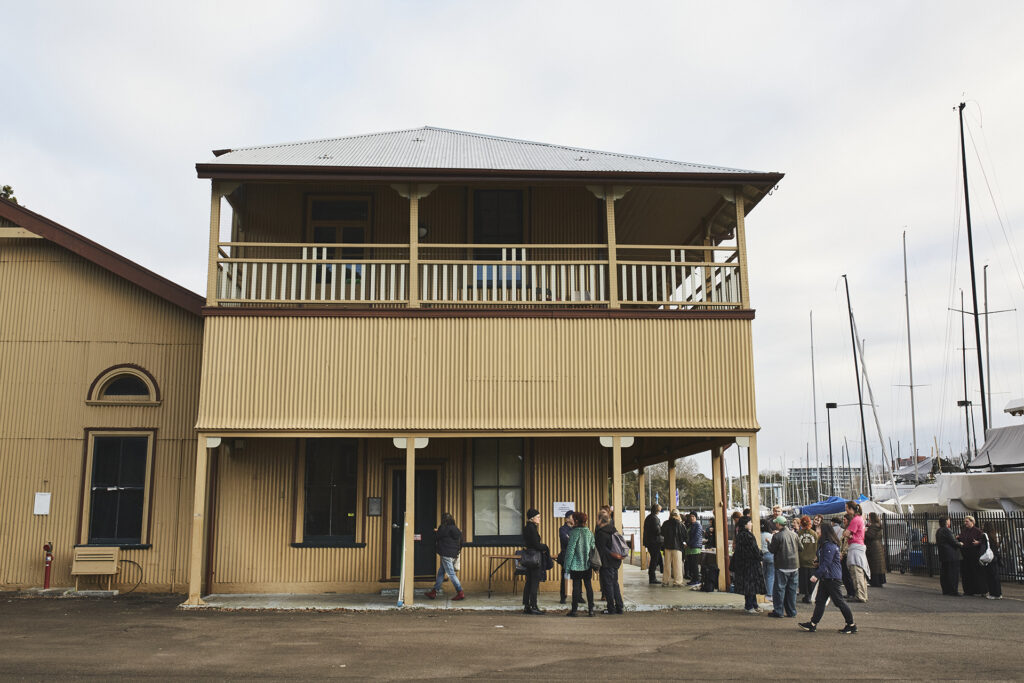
[187, 127, 782, 605]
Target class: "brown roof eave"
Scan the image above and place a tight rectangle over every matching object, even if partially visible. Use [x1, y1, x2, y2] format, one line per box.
[195, 163, 784, 189]
[0, 199, 204, 316]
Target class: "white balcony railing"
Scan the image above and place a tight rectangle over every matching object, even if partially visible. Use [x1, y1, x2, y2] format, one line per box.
[213, 243, 742, 309]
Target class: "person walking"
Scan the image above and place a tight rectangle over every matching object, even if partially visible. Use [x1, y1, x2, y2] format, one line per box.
[732, 518, 766, 613]
[685, 512, 704, 587]
[661, 509, 686, 587]
[957, 515, 988, 597]
[563, 511, 597, 617]
[594, 511, 624, 614]
[557, 510, 574, 604]
[798, 515, 817, 603]
[522, 508, 549, 615]
[981, 522, 1003, 600]
[864, 512, 886, 588]
[935, 515, 962, 596]
[760, 519, 776, 602]
[799, 523, 857, 634]
[768, 515, 800, 618]
[643, 503, 664, 585]
[844, 502, 869, 602]
[425, 512, 464, 601]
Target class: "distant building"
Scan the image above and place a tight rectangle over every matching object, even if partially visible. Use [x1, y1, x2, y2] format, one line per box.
[787, 466, 863, 494]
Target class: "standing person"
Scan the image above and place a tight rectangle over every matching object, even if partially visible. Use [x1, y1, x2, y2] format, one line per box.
[768, 515, 800, 618]
[760, 519, 776, 602]
[594, 511, 624, 614]
[733, 518, 766, 613]
[425, 512, 464, 601]
[812, 515, 823, 537]
[797, 515, 818, 603]
[730, 510, 743, 540]
[557, 510, 574, 604]
[661, 509, 686, 587]
[935, 515, 963, 596]
[799, 523, 857, 634]
[844, 502, 869, 602]
[981, 522, 1003, 600]
[839, 514, 855, 599]
[685, 512, 704, 587]
[957, 515, 987, 596]
[643, 503, 664, 585]
[563, 511, 597, 617]
[522, 508, 549, 615]
[864, 512, 886, 588]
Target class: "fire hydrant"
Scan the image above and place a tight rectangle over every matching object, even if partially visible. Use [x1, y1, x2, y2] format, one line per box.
[43, 542, 53, 589]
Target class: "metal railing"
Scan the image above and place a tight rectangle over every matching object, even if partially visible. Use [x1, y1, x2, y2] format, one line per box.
[213, 242, 742, 310]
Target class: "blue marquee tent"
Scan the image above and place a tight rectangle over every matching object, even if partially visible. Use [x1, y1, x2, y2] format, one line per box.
[798, 496, 849, 515]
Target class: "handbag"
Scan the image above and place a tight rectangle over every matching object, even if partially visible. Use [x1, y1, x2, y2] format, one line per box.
[520, 548, 542, 570]
[979, 534, 995, 566]
[453, 555, 461, 572]
[589, 545, 602, 570]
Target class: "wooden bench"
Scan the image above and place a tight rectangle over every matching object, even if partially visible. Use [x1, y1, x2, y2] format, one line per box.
[71, 547, 120, 591]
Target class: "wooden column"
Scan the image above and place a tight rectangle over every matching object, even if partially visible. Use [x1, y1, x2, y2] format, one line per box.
[403, 440, 416, 606]
[185, 438, 211, 605]
[612, 437, 624, 591]
[637, 467, 646, 569]
[711, 446, 728, 591]
[409, 192, 420, 308]
[206, 185, 222, 306]
[746, 436, 761, 544]
[734, 188, 750, 309]
[667, 460, 676, 510]
[605, 191, 620, 308]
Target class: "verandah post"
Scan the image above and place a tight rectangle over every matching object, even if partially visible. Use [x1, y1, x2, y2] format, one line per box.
[711, 446, 728, 591]
[403, 439, 416, 606]
[185, 436, 212, 605]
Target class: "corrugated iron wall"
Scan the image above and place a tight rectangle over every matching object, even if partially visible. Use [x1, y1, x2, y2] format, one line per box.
[198, 316, 757, 432]
[207, 436, 606, 593]
[0, 239, 202, 590]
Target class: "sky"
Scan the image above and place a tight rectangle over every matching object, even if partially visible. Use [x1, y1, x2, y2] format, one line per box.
[4, 1, 1024, 489]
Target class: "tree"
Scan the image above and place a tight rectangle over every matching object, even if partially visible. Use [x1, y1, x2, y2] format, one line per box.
[0, 185, 18, 205]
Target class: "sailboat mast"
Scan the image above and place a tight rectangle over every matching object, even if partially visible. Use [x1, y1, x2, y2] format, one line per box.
[903, 232, 920, 484]
[810, 310, 822, 498]
[984, 265, 992, 420]
[843, 275, 873, 497]
[960, 289, 971, 464]
[958, 102, 989, 432]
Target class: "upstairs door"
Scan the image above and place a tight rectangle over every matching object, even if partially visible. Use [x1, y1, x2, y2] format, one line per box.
[473, 190, 523, 288]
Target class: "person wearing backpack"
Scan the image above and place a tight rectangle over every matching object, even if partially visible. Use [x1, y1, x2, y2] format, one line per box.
[595, 511, 625, 614]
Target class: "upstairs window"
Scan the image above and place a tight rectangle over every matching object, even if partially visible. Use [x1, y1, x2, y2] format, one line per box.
[86, 365, 159, 405]
[472, 438, 524, 544]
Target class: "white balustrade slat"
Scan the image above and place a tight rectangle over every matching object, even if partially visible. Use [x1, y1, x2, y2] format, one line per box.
[598, 265, 605, 301]
[399, 264, 406, 301]
[660, 265, 667, 302]
[670, 265, 678, 303]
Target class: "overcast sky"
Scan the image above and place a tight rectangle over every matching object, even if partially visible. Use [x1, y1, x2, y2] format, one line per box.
[5, 1, 1024, 490]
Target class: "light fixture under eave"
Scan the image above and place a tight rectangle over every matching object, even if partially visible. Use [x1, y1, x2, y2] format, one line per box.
[418, 223, 428, 238]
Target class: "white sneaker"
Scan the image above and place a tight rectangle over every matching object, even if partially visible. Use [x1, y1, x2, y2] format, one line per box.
[745, 607, 762, 614]
[987, 595, 1003, 600]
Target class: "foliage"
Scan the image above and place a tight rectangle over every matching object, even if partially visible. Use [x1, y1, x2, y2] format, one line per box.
[0, 185, 18, 205]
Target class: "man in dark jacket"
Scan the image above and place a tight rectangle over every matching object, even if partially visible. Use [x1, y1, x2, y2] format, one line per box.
[557, 510, 574, 604]
[643, 503, 663, 584]
[595, 511, 625, 614]
[935, 515, 963, 596]
[768, 516, 800, 617]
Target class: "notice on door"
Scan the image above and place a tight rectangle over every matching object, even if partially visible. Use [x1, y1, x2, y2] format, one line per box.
[34, 492, 51, 515]
[553, 501, 575, 518]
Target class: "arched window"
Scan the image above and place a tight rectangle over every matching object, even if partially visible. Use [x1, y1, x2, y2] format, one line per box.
[87, 365, 160, 405]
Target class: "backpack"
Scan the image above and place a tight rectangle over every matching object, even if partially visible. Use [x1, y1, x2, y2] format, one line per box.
[609, 532, 630, 560]
[701, 566, 719, 592]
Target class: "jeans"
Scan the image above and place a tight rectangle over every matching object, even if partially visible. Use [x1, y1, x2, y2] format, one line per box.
[432, 555, 461, 593]
[685, 553, 702, 584]
[810, 578, 853, 625]
[599, 565, 623, 612]
[773, 568, 799, 616]
[761, 555, 775, 598]
[744, 592, 758, 610]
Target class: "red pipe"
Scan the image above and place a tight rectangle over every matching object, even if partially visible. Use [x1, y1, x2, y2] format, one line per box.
[43, 543, 53, 589]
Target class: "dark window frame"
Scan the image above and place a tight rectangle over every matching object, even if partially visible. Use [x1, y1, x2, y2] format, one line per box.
[302, 438, 360, 545]
[81, 430, 155, 547]
[305, 194, 374, 286]
[471, 438, 525, 545]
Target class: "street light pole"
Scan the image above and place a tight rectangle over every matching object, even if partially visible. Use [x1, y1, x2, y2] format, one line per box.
[826, 402, 838, 496]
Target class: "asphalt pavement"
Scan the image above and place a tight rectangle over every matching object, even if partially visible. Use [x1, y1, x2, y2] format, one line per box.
[1, 574, 1022, 680]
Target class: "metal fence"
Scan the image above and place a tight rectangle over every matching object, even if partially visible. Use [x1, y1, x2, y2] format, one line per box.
[881, 511, 1024, 584]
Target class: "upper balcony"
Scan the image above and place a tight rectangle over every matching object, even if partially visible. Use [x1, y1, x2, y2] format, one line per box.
[197, 128, 782, 313]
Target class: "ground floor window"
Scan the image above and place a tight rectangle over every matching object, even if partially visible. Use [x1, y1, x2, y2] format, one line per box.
[83, 432, 153, 545]
[472, 438, 523, 544]
[304, 439, 359, 543]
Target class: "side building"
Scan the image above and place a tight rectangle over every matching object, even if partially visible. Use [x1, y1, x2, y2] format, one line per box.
[0, 202, 203, 592]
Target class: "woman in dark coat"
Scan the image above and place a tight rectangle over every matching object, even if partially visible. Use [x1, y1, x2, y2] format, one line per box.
[864, 512, 886, 588]
[522, 508, 549, 615]
[981, 522, 1003, 599]
[594, 511, 624, 614]
[732, 518, 766, 612]
[957, 515, 987, 596]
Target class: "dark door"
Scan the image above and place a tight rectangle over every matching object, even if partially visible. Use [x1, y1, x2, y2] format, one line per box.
[390, 469, 438, 578]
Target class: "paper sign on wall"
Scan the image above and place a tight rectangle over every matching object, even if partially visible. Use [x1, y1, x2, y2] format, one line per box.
[553, 502, 575, 518]
[34, 492, 51, 515]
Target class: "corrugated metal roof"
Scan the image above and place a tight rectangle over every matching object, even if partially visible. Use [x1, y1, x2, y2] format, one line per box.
[202, 126, 763, 175]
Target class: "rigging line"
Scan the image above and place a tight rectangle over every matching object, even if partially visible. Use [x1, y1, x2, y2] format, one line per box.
[966, 122, 1024, 291]
[939, 131, 966, 449]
